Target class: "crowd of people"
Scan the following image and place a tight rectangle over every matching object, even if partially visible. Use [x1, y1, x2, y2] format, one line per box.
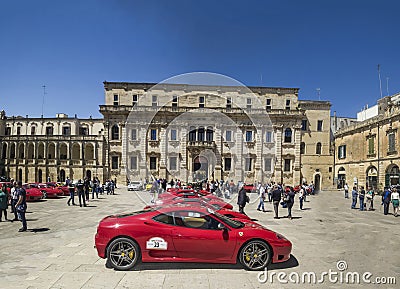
[345, 183, 400, 217]
[0, 180, 28, 232]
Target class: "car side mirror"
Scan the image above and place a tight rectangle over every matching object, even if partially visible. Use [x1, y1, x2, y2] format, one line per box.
[218, 223, 226, 230]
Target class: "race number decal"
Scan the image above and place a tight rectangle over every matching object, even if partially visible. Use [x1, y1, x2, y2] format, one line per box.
[146, 237, 168, 250]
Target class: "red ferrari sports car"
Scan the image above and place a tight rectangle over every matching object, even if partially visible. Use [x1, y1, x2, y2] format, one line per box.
[95, 206, 292, 271]
[22, 184, 44, 201]
[29, 183, 63, 198]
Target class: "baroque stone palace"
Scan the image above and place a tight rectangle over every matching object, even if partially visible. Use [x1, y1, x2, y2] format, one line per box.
[0, 82, 333, 190]
[334, 92, 400, 190]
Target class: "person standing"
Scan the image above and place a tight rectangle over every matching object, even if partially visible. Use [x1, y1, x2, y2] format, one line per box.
[271, 185, 281, 219]
[359, 186, 365, 211]
[0, 185, 8, 221]
[286, 187, 295, 220]
[150, 180, 159, 203]
[10, 182, 18, 221]
[299, 186, 304, 210]
[344, 183, 349, 199]
[256, 184, 266, 212]
[366, 187, 374, 211]
[15, 181, 27, 232]
[382, 187, 391, 215]
[76, 179, 86, 207]
[237, 187, 249, 214]
[391, 188, 399, 217]
[351, 186, 358, 209]
[67, 181, 76, 206]
[84, 177, 90, 202]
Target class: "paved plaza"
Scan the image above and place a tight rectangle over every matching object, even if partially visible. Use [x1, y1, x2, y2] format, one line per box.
[0, 187, 398, 289]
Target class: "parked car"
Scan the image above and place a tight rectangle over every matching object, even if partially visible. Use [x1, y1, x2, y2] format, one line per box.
[128, 181, 143, 191]
[29, 183, 63, 198]
[22, 184, 44, 201]
[95, 205, 292, 271]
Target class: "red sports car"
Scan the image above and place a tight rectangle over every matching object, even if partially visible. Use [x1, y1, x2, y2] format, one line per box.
[23, 184, 44, 201]
[47, 182, 69, 196]
[95, 206, 292, 271]
[29, 183, 63, 198]
[243, 183, 257, 193]
[144, 199, 250, 221]
[158, 192, 234, 210]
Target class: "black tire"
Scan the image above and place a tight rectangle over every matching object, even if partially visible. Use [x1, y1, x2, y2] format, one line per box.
[238, 240, 271, 271]
[106, 237, 140, 271]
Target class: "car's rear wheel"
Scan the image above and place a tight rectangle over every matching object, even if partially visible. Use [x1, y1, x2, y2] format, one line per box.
[239, 240, 271, 270]
[107, 237, 140, 271]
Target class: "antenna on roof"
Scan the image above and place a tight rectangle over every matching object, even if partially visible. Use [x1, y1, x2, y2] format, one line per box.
[386, 77, 390, 96]
[316, 88, 321, 101]
[41, 85, 47, 117]
[377, 64, 383, 98]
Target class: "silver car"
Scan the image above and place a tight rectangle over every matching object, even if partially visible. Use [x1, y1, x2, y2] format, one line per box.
[127, 181, 143, 191]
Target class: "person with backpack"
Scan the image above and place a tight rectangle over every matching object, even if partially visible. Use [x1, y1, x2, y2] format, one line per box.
[237, 187, 249, 214]
[15, 181, 28, 232]
[271, 185, 282, 219]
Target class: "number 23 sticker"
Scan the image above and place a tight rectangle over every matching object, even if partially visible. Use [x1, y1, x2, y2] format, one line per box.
[146, 237, 168, 250]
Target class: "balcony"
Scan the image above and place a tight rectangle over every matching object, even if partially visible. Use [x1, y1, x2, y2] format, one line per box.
[187, 141, 216, 150]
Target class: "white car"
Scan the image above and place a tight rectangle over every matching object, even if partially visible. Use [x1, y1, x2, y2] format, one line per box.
[128, 181, 143, 191]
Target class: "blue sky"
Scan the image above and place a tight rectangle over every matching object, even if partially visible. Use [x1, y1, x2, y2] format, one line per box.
[0, 0, 399, 119]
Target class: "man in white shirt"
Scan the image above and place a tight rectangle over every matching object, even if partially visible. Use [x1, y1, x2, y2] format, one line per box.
[344, 183, 349, 199]
[257, 184, 266, 212]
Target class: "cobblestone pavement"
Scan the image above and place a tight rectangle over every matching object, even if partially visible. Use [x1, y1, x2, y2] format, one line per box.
[0, 187, 398, 289]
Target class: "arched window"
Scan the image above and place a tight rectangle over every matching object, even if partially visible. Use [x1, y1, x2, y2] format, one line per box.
[316, 142, 322, 154]
[198, 127, 205, 142]
[189, 127, 196, 142]
[111, 125, 119, 140]
[284, 128, 292, 143]
[300, 142, 305, 154]
[206, 127, 213, 142]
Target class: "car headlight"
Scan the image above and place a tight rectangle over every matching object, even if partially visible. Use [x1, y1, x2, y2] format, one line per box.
[276, 233, 287, 240]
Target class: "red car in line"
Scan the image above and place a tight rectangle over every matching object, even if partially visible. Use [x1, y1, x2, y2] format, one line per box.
[47, 182, 69, 196]
[22, 184, 44, 201]
[95, 206, 292, 271]
[158, 192, 234, 210]
[243, 183, 257, 193]
[29, 183, 63, 198]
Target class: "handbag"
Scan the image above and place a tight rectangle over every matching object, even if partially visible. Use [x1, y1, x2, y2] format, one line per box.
[16, 204, 26, 212]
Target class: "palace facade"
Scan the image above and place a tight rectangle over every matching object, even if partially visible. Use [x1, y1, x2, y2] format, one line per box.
[0, 81, 334, 190]
[334, 93, 400, 190]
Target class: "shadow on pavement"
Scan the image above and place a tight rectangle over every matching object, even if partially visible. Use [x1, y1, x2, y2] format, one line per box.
[28, 228, 50, 233]
[130, 262, 243, 271]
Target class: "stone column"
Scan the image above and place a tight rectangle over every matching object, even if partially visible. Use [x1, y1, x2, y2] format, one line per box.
[159, 126, 167, 179]
[274, 124, 283, 184]
[120, 122, 127, 184]
[180, 127, 188, 183]
[255, 126, 263, 183]
[139, 125, 148, 181]
[293, 125, 301, 185]
[234, 128, 243, 182]
[214, 125, 222, 181]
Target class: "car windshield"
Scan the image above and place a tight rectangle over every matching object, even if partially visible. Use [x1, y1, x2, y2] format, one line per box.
[213, 211, 244, 229]
[130, 182, 140, 185]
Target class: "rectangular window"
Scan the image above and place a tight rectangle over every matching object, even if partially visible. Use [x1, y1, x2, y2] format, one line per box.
[245, 131, 253, 142]
[17, 127, 21, 135]
[286, 99, 291, 110]
[150, 157, 157, 170]
[5, 127, 11, 135]
[226, 97, 232, 109]
[266, 99, 272, 110]
[245, 158, 252, 171]
[317, 120, 323, 131]
[172, 95, 178, 108]
[152, 95, 157, 107]
[130, 156, 137, 170]
[264, 158, 272, 172]
[199, 96, 205, 108]
[247, 98, 252, 109]
[225, 130, 232, 142]
[170, 129, 177, 141]
[284, 159, 291, 172]
[31, 126, 36, 135]
[388, 132, 396, 153]
[265, 131, 273, 143]
[150, 129, 157, 141]
[131, 129, 137, 140]
[79, 127, 88, 135]
[46, 126, 53, 136]
[301, 120, 307, 131]
[169, 156, 177, 171]
[113, 94, 119, 106]
[111, 156, 119, 169]
[224, 157, 232, 171]
[338, 145, 346, 159]
[132, 94, 138, 106]
[368, 137, 375, 155]
[62, 126, 71, 136]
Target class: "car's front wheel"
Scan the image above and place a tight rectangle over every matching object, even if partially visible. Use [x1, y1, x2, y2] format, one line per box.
[106, 237, 140, 271]
[239, 240, 271, 270]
